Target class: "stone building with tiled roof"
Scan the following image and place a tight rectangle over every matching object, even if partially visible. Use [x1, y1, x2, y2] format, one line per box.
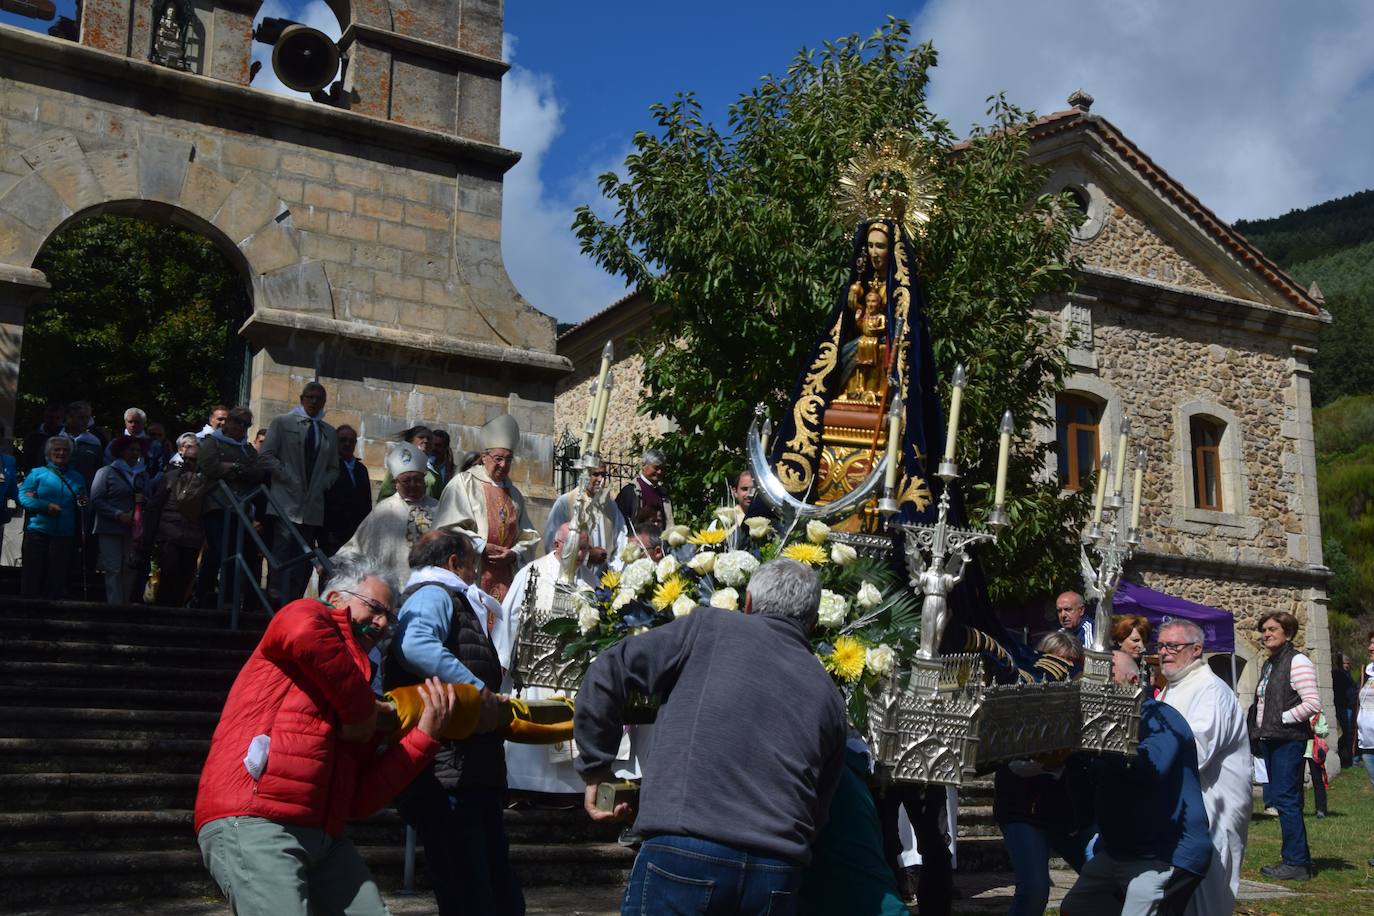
[555, 93, 1337, 759]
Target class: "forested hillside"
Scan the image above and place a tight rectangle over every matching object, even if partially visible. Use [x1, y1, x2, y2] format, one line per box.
[1237, 191, 1374, 656]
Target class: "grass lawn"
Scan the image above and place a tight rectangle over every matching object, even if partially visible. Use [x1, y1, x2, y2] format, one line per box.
[1235, 762, 1374, 914]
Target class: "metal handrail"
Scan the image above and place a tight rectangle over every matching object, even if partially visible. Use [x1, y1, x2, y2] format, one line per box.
[211, 480, 333, 629]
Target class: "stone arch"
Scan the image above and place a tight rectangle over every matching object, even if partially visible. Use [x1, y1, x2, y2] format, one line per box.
[1035, 373, 1125, 483]
[0, 131, 333, 315]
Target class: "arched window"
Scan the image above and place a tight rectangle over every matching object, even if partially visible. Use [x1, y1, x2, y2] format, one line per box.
[1056, 393, 1103, 491]
[1190, 416, 1225, 511]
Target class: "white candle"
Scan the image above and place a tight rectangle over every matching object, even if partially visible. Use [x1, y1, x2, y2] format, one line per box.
[942, 364, 967, 462]
[578, 381, 599, 453]
[589, 369, 615, 456]
[884, 400, 904, 491]
[1113, 416, 1130, 496]
[1093, 451, 1111, 525]
[760, 417, 772, 455]
[1130, 447, 1146, 530]
[993, 410, 1013, 507]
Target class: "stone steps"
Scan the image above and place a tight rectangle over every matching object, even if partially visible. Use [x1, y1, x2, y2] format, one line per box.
[0, 597, 634, 907]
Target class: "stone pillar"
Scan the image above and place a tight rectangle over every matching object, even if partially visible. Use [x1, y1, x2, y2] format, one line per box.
[0, 264, 49, 438]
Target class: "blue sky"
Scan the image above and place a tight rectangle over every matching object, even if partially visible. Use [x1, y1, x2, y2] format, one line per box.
[6, 2, 1373, 322]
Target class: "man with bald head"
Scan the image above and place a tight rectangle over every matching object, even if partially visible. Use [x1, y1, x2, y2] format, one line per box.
[1056, 590, 1093, 649]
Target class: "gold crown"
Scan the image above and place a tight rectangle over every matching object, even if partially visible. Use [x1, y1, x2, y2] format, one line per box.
[834, 129, 939, 239]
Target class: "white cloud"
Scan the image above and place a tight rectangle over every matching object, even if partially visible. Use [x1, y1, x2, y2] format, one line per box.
[499, 37, 630, 323]
[249, 1, 342, 100]
[913, 0, 1374, 221]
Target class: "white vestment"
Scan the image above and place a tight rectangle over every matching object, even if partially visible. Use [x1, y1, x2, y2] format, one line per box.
[335, 493, 437, 588]
[498, 551, 604, 794]
[1160, 661, 1251, 916]
[434, 465, 541, 566]
[542, 489, 627, 561]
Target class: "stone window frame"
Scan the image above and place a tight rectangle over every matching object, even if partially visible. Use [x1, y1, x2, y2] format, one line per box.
[1172, 399, 1251, 531]
[1037, 374, 1124, 489]
[1045, 163, 1107, 243]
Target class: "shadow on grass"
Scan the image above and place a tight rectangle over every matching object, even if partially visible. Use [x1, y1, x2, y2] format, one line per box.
[1313, 856, 1358, 872]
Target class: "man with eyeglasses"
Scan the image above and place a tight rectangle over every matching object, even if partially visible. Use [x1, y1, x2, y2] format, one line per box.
[1157, 619, 1251, 915]
[435, 413, 541, 602]
[1056, 590, 1093, 649]
[542, 461, 626, 569]
[195, 555, 455, 916]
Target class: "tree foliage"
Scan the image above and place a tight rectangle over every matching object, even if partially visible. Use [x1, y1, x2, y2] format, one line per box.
[19, 215, 247, 439]
[573, 19, 1089, 605]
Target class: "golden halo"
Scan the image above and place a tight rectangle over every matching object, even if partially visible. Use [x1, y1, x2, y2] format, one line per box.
[834, 129, 939, 239]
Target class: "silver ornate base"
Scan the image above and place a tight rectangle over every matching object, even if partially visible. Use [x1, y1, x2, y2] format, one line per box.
[513, 575, 585, 693]
[865, 652, 1144, 786]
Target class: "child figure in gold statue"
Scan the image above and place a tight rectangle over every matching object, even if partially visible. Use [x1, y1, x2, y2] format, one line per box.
[843, 282, 888, 403]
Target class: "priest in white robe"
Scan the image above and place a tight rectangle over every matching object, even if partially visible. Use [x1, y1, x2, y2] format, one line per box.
[335, 442, 436, 588]
[434, 413, 540, 603]
[498, 522, 600, 794]
[541, 463, 626, 571]
[1157, 618, 1251, 916]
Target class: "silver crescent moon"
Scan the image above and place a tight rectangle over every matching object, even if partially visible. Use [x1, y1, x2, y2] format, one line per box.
[746, 411, 889, 534]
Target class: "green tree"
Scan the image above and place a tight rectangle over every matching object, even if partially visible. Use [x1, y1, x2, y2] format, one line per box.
[573, 19, 1089, 604]
[19, 215, 247, 442]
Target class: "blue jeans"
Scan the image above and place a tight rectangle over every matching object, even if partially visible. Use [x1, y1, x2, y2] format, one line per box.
[622, 835, 802, 916]
[1360, 747, 1374, 789]
[396, 779, 523, 916]
[1002, 821, 1093, 916]
[1261, 738, 1312, 867]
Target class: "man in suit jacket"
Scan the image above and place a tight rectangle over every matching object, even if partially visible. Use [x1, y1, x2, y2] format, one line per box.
[259, 381, 340, 605]
[322, 424, 373, 557]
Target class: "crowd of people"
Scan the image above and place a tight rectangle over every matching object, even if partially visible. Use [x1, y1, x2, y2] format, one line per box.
[27, 383, 1373, 915]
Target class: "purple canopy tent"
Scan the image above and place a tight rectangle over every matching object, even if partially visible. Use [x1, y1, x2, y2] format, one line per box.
[1114, 579, 1235, 654]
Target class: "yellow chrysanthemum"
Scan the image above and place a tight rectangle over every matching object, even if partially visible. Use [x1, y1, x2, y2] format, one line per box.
[781, 542, 828, 566]
[688, 528, 729, 546]
[600, 570, 621, 590]
[825, 636, 866, 683]
[650, 575, 688, 611]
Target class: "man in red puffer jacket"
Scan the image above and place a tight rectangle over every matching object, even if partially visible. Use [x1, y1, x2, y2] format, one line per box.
[194, 556, 452, 916]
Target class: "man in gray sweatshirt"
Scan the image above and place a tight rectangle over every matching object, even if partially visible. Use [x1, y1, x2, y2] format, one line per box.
[575, 558, 848, 914]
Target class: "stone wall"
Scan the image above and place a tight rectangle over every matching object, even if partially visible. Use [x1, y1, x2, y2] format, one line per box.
[1077, 188, 1229, 296]
[553, 350, 658, 461]
[0, 12, 568, 502]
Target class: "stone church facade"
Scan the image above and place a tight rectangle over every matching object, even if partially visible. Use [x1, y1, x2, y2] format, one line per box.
[555, 95, 1336, 752]
[0, 1, 566, 502]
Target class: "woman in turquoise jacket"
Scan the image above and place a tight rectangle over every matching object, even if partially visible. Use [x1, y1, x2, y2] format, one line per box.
[19, 435, 86, 599]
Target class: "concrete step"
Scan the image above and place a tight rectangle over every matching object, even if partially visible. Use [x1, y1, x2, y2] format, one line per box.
[0, 737, 210, 774]
[0, 841, 637, 908]
[0, 616, 263, 650]
[0, 638, 251, 670]
[0, 598, 254, 630]
[0, 772, 200, 812]
[0, 660, 241, 693]
[0, 684, 231, 711]
[0, 706, 220, 741]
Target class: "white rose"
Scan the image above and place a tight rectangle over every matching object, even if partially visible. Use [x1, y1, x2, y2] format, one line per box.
[665, 524, 691, 548]
[619, 541, 642, 564]
[714, 550, 760, 588]
[817, 589, 848, 628]
[745, 516, 773, 540]
[709, 587, 740, 610]
[620, 557, 656, 594]
[687, 551, 716, 575]
[856, 581, 883, 610]
[577, 602, 602, 635]
[611, 589, 636, 611]
[656, 555, 680, 582]
[714, 506, 745, 528]
[805, 520, 831, 544]
[671, 595, 696, 618]
[865, 643, 896, 677]
[829, 543, 858, 566]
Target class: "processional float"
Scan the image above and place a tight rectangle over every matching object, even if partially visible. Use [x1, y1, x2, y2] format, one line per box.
[513, 130, 1144, 787]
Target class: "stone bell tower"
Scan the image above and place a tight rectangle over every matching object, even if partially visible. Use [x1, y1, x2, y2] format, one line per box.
[0, 0, 566, 499]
